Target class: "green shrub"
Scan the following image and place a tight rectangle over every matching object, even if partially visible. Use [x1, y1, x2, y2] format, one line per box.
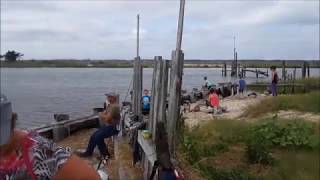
[246, 119, 318, 165]
[246, 139, 274, 165]
[249, 120, 316, 149]
[182, 134, 227, 163]
[198, 164, 254, 180]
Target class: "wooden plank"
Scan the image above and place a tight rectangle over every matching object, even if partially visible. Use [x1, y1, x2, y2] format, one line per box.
[138, 130, 157, 165]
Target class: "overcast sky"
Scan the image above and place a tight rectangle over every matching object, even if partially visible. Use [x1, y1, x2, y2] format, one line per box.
[1, 0, 319, 60]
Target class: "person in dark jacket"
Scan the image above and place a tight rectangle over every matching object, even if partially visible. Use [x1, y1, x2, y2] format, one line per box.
[270, 66, 278, 96]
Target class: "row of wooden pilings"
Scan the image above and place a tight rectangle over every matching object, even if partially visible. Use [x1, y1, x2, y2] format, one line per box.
[131, 51, 185, 179]
[282, 61, 311, 81]
[222, 61, 311, 80]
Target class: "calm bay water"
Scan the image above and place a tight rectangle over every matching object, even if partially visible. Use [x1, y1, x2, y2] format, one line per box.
[1, 68, 319, 129]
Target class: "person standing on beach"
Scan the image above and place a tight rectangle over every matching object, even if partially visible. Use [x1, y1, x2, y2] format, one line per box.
[238, 77, 246, 97]
[270, 66, 278, 96]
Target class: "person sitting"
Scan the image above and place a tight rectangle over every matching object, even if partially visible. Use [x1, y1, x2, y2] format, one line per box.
[208, 88, 225, 114]
[142, 89, 151, 115]
[79, 92, 120, 158]
[0, 94, 100, 179]
[203, 76, 213, 89]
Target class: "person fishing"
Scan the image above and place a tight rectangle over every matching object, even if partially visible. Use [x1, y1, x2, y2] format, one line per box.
[203, 76, 213, 89]
[0, 94, 100, 180]
[142, 89, 151, 115]
[270, 66, 278, 96]
[78, 92, 120, 158]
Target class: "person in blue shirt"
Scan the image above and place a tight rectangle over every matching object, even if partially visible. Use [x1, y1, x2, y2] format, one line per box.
[142, 89, 151, 115]
[238, 77, 246, 97]
[204, 76, 213, 89]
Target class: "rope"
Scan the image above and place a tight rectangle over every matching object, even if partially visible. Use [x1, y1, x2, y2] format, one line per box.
[121, 77, 133, 109]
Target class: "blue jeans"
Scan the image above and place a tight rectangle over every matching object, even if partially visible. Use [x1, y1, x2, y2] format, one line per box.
[84, 125, 119, 157]
[271, 83, 277, 96]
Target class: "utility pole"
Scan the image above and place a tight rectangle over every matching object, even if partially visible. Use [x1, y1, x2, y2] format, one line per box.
[137, 14, 140, 57]
[233, 36, 236, 61]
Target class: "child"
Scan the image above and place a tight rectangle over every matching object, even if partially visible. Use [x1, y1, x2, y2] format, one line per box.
[142, 89, 151, 115]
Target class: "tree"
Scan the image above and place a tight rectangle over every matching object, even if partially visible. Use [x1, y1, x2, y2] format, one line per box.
[1, 50, 24, 62]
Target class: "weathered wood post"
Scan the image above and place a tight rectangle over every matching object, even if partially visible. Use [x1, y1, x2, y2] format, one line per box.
[142, 56, 169, 179]
[149, 56, 166, 140]
[293, 67, 296, 80]
[307, 62, 310, 78]
[132, 58, 143, 118]
[132, 14, 143, 119]
[223, 63, 227, 76]
[302, 61, 306, 79]
[282, 61, 286, 81]
[168, 0, 185, 157]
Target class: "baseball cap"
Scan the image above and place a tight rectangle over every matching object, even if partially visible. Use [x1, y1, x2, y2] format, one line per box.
[104, 92, 117, 97]
[0, 94, 12, 145]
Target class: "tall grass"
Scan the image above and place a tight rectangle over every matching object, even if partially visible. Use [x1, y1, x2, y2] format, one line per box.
[243, 91, 320, 118]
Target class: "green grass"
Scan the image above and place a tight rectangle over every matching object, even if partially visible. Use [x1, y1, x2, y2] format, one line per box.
[291, 77, 320, 91]
[243, 91, 320, 118]
[264, 150, 319, 180]
[179, 118, 320, 179]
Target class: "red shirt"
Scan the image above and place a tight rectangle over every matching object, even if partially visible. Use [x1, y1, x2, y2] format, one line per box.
[209, 93, 220, 107]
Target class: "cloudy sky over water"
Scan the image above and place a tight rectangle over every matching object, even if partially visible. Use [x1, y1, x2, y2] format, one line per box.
[1, 0, 319, 60]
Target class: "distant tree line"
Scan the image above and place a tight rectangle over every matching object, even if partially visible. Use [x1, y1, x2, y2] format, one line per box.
[0, 50, 24, 62]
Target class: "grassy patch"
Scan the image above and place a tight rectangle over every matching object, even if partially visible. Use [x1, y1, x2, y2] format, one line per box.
[243, 91, 320, 117]
[265, 150, 319, 180]
[179, 118, 319, 179]
[290, 77, 320, 91]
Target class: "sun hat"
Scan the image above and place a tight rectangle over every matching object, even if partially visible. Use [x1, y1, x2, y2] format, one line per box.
[0, 94, 12, 145]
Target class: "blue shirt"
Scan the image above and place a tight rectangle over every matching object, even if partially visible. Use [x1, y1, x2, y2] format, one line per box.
[239, 79, 246, 90]
[142, 95, 151, 110]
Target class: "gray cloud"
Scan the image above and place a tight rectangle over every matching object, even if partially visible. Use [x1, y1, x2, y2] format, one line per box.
[1, 0, 319, 60]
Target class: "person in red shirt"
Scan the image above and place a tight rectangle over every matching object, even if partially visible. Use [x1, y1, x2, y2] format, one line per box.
[208, 88, 221, 114]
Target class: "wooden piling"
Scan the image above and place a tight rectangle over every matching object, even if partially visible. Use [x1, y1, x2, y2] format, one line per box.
[302, 61, 307, 78]
[282, 61, 286, 81]
[223, 63, 227, 76]
[132, 56, 143, 118]
[307, 62, 310, 77]
[168, 50, 184, 156]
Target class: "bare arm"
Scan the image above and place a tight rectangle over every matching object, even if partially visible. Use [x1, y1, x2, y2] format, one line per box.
[53, 155, 100, 180]
[99, 111, 113, 124]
